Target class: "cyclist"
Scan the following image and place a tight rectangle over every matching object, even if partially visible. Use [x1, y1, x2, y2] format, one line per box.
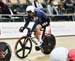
[19, 5, 50, 47]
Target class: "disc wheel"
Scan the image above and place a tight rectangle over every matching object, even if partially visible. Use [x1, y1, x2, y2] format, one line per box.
[41, 34, 56, 54]
[14, 36, 32, 59]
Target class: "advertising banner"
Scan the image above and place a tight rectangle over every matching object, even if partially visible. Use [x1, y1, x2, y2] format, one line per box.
[0, 22, 75, 39]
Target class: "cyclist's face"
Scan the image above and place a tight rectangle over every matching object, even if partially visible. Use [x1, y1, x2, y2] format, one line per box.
[27, 12, 34, 17]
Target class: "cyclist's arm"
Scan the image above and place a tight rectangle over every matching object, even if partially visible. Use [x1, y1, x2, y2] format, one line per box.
[23, 17, 30, 30]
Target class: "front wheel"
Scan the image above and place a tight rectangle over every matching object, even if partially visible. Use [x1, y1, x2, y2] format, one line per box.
[14, 36, 32, 59]
[41, 34, 56, 54]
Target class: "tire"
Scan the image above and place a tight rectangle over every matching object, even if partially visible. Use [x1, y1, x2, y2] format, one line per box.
[14, 36, 32, 59]
[0, 42, 11, 61]
[41, 34, 56, 54]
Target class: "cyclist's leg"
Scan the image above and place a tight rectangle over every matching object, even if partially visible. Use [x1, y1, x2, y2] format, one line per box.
[34, 24, 42, 40]
[45, 24, 51, 35]
[34, 24, 42, 46]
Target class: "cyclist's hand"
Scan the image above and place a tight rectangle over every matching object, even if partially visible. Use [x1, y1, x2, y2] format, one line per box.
[19, 27, 24, 32]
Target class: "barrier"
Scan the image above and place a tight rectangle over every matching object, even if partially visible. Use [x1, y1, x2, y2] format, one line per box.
[0, 21, 75, 39]
[0, 13, 75, 17]
[51, 21, 75, 36]
[0, 13, 75, 22]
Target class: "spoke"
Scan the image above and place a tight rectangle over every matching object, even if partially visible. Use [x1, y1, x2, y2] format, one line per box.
[16, 48, 23, 53]
[19, 40, 23, 47]
[25, 46, 31, 50]
[23, 49, 25, 57]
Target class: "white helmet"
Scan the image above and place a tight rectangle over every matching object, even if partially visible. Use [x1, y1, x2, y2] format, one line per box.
[49, 47, 68, 61]
[26, 6, 35, 12]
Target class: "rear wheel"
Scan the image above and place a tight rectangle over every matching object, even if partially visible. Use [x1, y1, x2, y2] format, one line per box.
[14, 36, 32, 59]
[41, 34, 56, 54]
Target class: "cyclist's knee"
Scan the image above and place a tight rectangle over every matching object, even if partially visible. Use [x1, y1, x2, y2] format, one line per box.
[35, 24, 41, 35]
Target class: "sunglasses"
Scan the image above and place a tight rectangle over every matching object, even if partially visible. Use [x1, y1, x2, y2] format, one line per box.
[27, 11, 32, 13]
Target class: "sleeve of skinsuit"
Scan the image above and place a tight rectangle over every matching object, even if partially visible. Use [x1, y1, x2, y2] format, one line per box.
[23, 17, 30, 30]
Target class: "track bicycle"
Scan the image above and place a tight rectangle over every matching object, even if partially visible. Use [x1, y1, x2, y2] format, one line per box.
[14, 24, 56, 59]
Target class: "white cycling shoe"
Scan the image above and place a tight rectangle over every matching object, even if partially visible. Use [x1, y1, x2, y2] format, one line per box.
[34, 38, 43, 51]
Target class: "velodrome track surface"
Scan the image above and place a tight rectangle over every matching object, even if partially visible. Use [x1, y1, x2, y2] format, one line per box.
[0, 36, 75, 61]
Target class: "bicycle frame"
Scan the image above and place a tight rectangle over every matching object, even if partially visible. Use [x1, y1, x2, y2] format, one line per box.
[41, 27, 46, 39]
[27, 36, 38, 45]
[26, 28, 39, 45]
[26, 26, 47, 45]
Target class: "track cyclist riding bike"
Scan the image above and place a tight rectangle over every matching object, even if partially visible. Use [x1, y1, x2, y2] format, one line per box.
[19, 5, 50, 47]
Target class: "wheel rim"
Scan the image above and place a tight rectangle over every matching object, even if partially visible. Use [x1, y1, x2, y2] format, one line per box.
[15, 37, 32, 58]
